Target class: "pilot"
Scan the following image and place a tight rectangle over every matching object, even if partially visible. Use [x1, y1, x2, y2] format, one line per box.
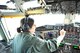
[12, 17, 66, 53]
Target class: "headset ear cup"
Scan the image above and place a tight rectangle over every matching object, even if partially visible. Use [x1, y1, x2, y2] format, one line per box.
[21, 18, 30, 32]
[22, 23, 30, 31]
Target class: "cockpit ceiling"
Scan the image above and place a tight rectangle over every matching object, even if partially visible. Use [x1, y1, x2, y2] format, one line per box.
[44, 0, 80, 14]
[1, 0, 80, 15]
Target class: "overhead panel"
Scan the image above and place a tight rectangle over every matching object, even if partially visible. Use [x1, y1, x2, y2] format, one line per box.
[1, 0, 80, 16]
[41, 0, 80, 14]
[61, 1, 76, 13]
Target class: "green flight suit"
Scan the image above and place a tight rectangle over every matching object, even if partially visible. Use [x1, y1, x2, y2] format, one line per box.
[12, 32, 57, 53]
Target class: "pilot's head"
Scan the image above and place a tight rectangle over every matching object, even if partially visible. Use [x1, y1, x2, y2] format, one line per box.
[17, 17, 36, 34]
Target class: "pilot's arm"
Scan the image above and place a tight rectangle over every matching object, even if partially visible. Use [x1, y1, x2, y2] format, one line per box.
[34, 29, 66, 53]
[56, 29, 66, 47]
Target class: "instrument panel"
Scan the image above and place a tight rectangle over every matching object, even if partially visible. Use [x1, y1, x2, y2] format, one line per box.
[36, 24, 80, 46]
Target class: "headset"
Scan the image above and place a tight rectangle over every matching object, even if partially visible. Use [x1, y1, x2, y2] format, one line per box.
[22, 17, 30, 32]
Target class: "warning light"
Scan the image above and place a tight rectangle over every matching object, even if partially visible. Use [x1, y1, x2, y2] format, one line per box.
[73, 45, 78, 49]
[59, 43, 64, 47]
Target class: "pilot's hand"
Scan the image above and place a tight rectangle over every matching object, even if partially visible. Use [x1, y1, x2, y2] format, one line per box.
[60, 29, 66, 36]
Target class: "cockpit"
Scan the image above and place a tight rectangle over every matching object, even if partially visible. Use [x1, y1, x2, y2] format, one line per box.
[0, 0, 80, 53]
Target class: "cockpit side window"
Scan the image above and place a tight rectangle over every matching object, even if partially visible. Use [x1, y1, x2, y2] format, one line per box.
[0, 20, 7, 42]
[0, 26, 3, 40]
